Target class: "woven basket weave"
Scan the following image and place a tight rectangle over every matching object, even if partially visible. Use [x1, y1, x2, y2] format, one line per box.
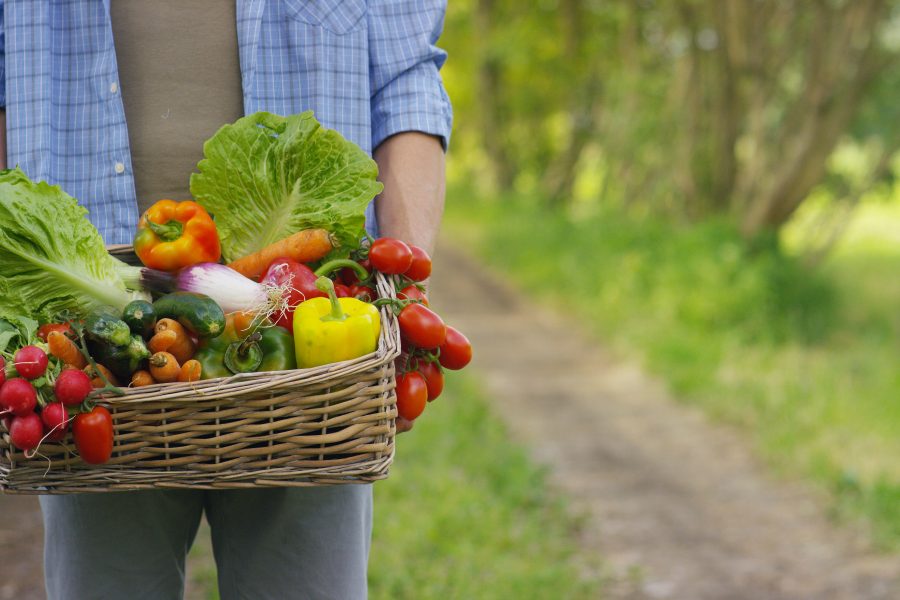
[0, 247, 399, 494]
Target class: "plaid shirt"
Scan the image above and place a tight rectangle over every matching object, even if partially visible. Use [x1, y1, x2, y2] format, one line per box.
[0, 1, 452, 243]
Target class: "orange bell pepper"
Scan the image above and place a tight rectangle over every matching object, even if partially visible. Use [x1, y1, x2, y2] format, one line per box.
[133, 199, 221, 271]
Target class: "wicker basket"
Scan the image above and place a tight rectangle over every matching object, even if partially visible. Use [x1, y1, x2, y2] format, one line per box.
[0, 247, 399, 494]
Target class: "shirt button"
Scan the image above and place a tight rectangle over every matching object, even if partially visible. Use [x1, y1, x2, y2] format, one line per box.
[110, 82, 119, 94]
[114, 162, 125, 174]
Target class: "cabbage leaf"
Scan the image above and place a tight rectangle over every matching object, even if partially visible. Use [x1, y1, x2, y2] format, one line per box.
[190, 111, 383, 262]
[0, 168, 146, 320]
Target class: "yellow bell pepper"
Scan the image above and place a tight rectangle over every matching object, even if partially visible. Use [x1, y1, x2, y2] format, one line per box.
[293, 277, 380, 368]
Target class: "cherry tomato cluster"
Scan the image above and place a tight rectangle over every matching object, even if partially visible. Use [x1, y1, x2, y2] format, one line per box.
[352, 237, 473, 426]
[0, 339, 114, 464]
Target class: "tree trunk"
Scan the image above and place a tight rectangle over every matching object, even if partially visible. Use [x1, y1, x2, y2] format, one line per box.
[545, 0, 602, 206]
[475, 0, 515, 191]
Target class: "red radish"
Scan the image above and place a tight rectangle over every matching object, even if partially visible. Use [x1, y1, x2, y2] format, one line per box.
[0, 355, 6, 387]
[14, 345, 49, 380]
[0, 378, 38, 416]
[41, 402, 69, 442]
[54, 369, 93, 406]
[10, 412, 43, 451]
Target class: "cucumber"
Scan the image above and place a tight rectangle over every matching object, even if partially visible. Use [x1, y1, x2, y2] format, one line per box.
[85, 307, 132, 347]
[122, 299, 156, 338]
[152, 292, 226, 339]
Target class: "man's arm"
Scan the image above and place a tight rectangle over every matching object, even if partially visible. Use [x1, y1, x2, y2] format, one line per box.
[374, 132, 445, 433]
[373, 132, 445, 255]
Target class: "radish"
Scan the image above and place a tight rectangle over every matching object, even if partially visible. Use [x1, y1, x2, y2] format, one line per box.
[54, 369, 93, 406]
[41, 402, 69, 442]
[9, 412, 43, 451]
[14, 345, 49, 380]
[0, 378, 38, 416]
[0, 355, 6, 387]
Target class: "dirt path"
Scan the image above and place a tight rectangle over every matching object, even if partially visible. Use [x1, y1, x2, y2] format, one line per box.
[428, 242, 900, 600]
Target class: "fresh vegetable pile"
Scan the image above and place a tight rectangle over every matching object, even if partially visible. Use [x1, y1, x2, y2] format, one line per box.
[0, 111, 471, 468]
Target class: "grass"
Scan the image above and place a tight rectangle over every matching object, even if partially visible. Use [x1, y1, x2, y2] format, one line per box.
[185, 374, 604, 599]
[445, 189, 900, 548]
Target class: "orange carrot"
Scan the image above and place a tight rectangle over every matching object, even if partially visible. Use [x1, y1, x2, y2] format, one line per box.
[84, 363, 119, 388]
[227, 229, 334, 280]
[48, 331, 87, 369]
[178, 360, 202, 383]
[149, 352, 181, 383]
[130, 370, 156, 387]
[148, 329, 178, 354]
[154, 319, 195, 364]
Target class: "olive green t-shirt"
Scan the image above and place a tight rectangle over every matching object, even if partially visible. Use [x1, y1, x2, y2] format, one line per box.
[111, 0, 244, 215]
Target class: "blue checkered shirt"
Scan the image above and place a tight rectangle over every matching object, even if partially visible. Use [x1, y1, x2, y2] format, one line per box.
[0, 1, 452, 243]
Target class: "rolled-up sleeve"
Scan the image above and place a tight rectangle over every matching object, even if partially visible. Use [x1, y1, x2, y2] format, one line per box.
[368, 0, 453, 151]
[0, 0, 6, 108]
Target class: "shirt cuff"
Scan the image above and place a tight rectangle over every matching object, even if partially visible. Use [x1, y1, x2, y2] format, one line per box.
[371, 62, 453, 153]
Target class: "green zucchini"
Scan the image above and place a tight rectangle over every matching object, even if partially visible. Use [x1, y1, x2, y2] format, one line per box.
[85, 307, 132, 347]
[152, 292, 226, 339]
[122, 299, 156, 338]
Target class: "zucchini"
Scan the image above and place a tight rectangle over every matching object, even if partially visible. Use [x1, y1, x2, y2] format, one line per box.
[122, 300, 156, 338]
[85, 307, 132, 347]
[153, 292, 226, 339]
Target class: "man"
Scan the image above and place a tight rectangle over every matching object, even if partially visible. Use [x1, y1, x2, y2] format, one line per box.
[0, 2, 451, 598]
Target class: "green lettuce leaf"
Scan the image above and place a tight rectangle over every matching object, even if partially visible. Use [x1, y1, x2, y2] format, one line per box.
[0, 168, 146, 320]
[190, 111, 383, 262]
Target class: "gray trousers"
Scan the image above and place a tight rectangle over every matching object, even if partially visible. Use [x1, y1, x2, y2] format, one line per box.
[39, 485, 372, 600]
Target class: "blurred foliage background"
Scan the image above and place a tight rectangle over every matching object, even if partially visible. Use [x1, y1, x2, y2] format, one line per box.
[443, 0, 899, 251]
[437, 0, 900, 547]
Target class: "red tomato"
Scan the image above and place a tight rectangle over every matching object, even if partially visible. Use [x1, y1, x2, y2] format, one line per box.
[349, 284, 376, 302]
[73, 406, 114, 465]
[398, 285, 428, 307]
[369, 238, 413, 275]
[396, 371, 427, 421]
[438, 326, 472, 370]
[416, 360, 444, 401]
[404, 246, 432, 282]
[398, 304, 446, 349]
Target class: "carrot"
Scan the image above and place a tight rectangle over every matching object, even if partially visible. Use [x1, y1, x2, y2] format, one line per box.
[48, 330, 87, 369]
[227, 229, 334, 280]
[149, 351, 181, 383]
[130, 370, 156, 387]
[148, 329, 178, 354]
[154, 319, 195, 364]
[84, 363, 119, 388]
[178, 360, 202, 383]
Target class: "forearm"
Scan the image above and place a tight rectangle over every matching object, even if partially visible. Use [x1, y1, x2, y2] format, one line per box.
[373, 132, 446, 255]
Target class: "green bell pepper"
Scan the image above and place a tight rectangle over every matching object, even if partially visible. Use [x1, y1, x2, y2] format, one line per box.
[194, 314, 296, 379]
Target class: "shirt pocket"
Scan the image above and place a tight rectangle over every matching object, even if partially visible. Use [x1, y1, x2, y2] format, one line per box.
[284, 0, 367, 35]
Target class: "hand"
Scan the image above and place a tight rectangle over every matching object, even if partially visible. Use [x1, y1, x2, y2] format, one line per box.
[397, 416, 414, 434]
